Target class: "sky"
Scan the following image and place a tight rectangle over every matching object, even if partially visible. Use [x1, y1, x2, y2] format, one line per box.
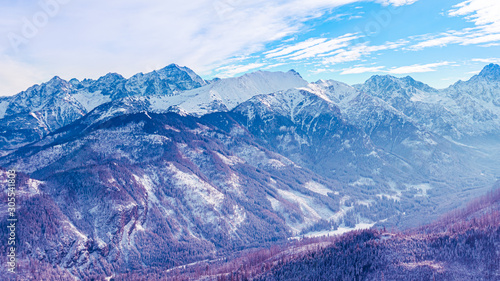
[1, 0, 500, 96]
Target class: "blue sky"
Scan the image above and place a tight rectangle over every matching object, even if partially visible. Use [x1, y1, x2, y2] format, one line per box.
[1, 0, 500, 95]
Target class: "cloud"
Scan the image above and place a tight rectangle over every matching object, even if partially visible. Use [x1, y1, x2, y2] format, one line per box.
[323, 40, 407, 64]
[265, 33, 361, 61]
[409, 29, 500, 50]
[0, 0, 420, 96]
[409, 0, 500, 50]
[472, 58, 500, 64]
[261, 63, 286, 70]
[338, 61, 452, 75]
[289, 34, 361, 60]
[480, 42, 500, 47]
[376, 0, 418, 6]
[449, 0, 499, 28]
[265, 38, 329, 59]
[387, 62, 452, 74]
[409, 32, 464, 50]
[341, 66, 385, 74]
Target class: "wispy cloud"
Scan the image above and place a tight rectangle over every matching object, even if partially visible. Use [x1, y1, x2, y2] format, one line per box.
[387, 62, 452, 74]
[408, 31, 465, 50]
[341, 66, 385, 74]
[449, 0, 500, 29]
[409, 29, 500, 50]
[323, 40, 407, 64]
[265, 38, 329, 59]
[261, 63, 286, 70]
[339, 61, 452, 75]
[409, 0, 500, 50]
[376, 0, 418, 6]
[472, 58, 500, 64]
[274, 34, 361, 61]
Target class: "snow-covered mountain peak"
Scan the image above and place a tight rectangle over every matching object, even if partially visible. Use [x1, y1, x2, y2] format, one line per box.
[364, 74, 397, 85]
[68, 78, 80, 86]
[156, 63, 207, 86]
[97, 72, 126, 83]
[23, 76, 71, 99]
[287, 69, 302, 78]
[356, 74, 439, 106]
[123, 64, 207, 96]
[364, 74, 437, 93]
[48, 75, 65, 83]
[35, 76, 71, 94]
[476, 63, 500, 81]
[146, 69, 309, 116]
[443, 64, 500, 115]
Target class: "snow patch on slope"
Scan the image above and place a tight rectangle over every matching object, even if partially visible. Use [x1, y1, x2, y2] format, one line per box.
[215, 152, 244, 166]
[132, 173, 159, 204]
[304, 181, 332, 196]
[166, 163, 224, 210]
[300, 222, 376, 239]
[72, 91, 112, 111]
[349, 177, 375, 187]
[276, 189, 337, 233]
[0, 100, 9, 118]
[406, 183, 432, 197]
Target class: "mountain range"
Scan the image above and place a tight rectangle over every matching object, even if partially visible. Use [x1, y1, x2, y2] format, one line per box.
[0, 63, 499, 279]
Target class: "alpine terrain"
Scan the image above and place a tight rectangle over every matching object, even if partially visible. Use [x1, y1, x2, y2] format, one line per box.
[0, 64, 499, 280]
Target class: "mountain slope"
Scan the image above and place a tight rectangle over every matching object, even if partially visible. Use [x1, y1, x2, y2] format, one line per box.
[1, 110, 369, 279]
[224, 84, 493, 227]
[110, 183, 500, 281]
[206, 184, 500, 281]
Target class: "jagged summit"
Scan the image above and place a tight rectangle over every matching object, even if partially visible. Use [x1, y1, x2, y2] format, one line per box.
[362, 75, 404, 89]
[363, 74, 437, 93]
[162, 63, 183, 69]
[97, 72, 125, 81]
[48, 75, 64, 83]
[476, 63, 500, 80]
[287, 69, 302, 78]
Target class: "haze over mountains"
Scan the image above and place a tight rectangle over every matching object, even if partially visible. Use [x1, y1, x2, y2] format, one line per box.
[0, 63, 499, 279]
